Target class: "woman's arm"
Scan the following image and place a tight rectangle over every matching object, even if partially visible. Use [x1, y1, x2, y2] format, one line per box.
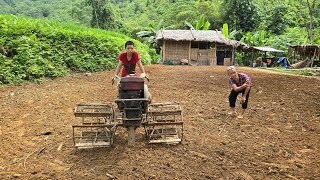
[243, 86, 250, 97]
[231, 82, 249, 92]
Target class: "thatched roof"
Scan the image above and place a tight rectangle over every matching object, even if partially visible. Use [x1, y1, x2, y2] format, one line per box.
[156, 30, 247, 48]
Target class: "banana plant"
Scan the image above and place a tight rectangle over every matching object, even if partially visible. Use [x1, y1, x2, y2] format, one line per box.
[184, 14, 210, 30]
[195, 14, 210, 30]
[221, 23, 239, 39]
[223, 23, 229, 38]
[241, 32, 254, 46]
[184, 20, 195, 30]
[136, 19, 175, 48]
[241, 30, 267, 46]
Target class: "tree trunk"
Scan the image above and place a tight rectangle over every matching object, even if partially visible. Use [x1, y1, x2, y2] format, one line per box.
[306, 0, 316, 44]
[93, 0, 99, 28]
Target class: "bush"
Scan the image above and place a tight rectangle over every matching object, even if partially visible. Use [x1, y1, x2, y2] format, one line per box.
[0, 15, 151, 84]
[235, 52, 244, 66]
[149, 48, 160, 64]
[163, 60, 174, 65]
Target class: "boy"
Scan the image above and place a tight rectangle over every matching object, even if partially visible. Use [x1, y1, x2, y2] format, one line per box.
[112, 41, 151, 102]
[227, 66, 252, 118]
[113, 41, 146, 79]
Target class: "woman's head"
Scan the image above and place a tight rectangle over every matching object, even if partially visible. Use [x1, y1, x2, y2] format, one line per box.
[227, 66, 238, 79]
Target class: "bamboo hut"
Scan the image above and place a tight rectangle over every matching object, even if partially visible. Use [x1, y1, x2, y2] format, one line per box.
[156, 30, 247, 66]
[243, 46, 285, 67]
[288, 44, 320, 67]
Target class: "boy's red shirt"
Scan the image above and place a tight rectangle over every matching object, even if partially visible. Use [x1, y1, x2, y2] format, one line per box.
[118, 52, 140, 77]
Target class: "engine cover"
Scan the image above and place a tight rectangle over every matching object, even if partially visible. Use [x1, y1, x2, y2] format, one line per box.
[120, 76, 144, 91]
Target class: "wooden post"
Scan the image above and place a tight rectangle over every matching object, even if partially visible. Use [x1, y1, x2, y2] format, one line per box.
[318, 48, 320, 62]
[251, 51, 254, 65]
[197, 48, 199, 64]
[162, 40, 166, 64]
[215, 43, 217, 65]
[174, 41, 177, 63]
[188, 41, 191, 64]
[311, 48, 316, 67]
[231, 46, 235, 65]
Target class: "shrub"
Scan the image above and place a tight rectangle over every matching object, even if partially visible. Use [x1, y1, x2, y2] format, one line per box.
[163, 60, 174, 65]
[0, 15, 151, 84]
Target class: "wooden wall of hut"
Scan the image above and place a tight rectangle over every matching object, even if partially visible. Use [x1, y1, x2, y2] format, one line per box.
[162, 40, 217, 65]
[208, 48, 216, 65]
[163, 41, 189, 64]
[195, 48, 216, 65]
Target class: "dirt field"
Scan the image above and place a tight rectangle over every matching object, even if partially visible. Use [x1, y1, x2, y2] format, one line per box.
[0, 65, 319, 179]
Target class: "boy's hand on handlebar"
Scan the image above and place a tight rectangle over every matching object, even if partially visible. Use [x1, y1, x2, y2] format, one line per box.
[140, 73, 149, 81]
[140, 73, 146, 78]
[111, 75, 120, 85]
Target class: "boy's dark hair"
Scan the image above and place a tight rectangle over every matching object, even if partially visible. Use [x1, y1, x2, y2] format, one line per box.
[125, 41, 134, 48]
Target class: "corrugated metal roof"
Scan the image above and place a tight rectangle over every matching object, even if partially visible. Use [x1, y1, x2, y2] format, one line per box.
[251, 46, 285, 52]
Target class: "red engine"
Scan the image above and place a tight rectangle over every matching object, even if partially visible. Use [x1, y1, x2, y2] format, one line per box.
[116, 76, 149, 127]
[120, 76, 144, 91]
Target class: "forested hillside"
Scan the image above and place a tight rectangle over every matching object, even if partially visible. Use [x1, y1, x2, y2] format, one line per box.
[1, 0, 319, 47]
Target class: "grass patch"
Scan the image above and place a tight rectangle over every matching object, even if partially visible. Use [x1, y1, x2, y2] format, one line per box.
[268, 67, 313, 76]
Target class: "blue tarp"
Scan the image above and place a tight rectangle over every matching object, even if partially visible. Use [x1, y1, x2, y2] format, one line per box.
[277, 57, 290, 68]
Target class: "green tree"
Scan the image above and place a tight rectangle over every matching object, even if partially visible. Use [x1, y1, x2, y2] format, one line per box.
[194, 0, 223, 29]
[303, 0, 319, 43]
[85, 0, 119, 29]
[265, 5, 289, 35]
[270, 27, 308, 50]
[70, 0, 92, 26]
[222, 0, 259, 32]
[161, 1, 197, 28]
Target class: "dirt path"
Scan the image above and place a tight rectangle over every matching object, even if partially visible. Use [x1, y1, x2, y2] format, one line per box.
[0, 65, 319, 179]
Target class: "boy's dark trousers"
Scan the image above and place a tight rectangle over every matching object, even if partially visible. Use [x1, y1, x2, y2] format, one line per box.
[229, 89, 250, 109]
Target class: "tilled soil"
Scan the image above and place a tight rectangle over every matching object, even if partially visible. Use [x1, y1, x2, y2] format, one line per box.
[0, 65, 319, 179]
